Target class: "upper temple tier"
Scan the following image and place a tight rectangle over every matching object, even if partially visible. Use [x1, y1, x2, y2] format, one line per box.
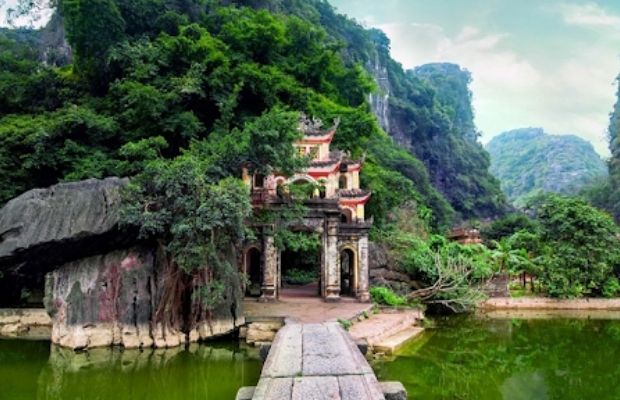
[243, 114, 371, 224]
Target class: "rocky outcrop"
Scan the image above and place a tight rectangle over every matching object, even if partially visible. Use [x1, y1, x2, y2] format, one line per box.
[0, 308, 51, 337]
[46, 247, 160, 349]
[481, 275, 510, 298]
[0, 177, 129, 269]
[1, 177, 244, 349]
[44, 242, 243, 350]
[0, 177, 133, 307]
[367, 53, 391, 134]
[368, 241, 419, 294]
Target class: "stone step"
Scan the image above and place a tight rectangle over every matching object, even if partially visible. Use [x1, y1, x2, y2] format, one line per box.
[366, 317, 416, 344]
[373, 326, 424, 355]
[349, 310, 421, 346]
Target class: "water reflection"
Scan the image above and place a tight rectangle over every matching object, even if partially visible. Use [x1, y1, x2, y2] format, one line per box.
[0, 340, 261, 400]
[374, 316, 620, 400]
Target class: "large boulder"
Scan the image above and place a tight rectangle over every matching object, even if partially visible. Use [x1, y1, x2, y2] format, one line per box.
[0, 178, 132, 307]
[0, 177, 130, 272]
[46, 245, 244, 350]
[0, 178, 244, 348]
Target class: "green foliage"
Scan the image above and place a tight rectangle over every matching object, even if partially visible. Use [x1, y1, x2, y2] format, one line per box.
[370, 286, 408, 307]
[337, 318, 352, 331]
[480, 213, 539, 243]
[120, 155, 252, 274]
[487, 128, 607, 207]
[61, 0, 126, 84]
[373, 206, 493, 311]
[587, 76, 620, 222]
[511, 195, 620, 298]
[408, 63, 507, 220]
[282, 268, 317, 285]
[0, 0, 511, 232]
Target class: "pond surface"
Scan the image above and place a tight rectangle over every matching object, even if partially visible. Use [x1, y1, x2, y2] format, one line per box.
[373, 315, 620, 400]
[0, 339, 261, 400]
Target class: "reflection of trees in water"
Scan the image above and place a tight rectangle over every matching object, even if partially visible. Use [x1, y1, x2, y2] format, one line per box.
[36, 343, 261, 400]
[374, 317, 620, 400]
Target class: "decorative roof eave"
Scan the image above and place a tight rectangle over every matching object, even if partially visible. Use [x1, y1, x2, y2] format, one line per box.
[298, 128, 337, 144]
[339, 193, 371, 206]
[309, 157, 340, 167]
[308, 163, 341, 178]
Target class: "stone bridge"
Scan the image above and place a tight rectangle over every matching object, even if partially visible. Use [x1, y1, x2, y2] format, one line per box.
[236, 322, 406, 400]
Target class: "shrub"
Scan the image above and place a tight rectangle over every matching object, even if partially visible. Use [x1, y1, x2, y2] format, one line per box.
[370, 286, 408, 306]
[337, 318, 352, 331]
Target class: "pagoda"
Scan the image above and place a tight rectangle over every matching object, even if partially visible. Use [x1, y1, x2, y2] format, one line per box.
[240, 115, 372, 302]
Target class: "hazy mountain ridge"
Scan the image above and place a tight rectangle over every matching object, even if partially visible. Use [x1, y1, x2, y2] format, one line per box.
[487, 128, 608, 206]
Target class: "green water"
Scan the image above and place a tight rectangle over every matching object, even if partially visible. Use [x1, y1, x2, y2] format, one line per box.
[374, 316, 620, 400]
[0, 339, 261, 400]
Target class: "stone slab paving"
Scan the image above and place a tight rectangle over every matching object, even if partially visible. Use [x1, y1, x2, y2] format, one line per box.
[252, 322, 386, 400]
[243, 298, 372, 324]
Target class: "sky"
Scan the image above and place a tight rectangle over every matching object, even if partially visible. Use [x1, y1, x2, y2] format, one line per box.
[1, 1, 619, 156]
[331, 0, 620, 157]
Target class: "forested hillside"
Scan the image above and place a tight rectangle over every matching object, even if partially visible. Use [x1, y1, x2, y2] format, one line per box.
[0, 0, 507, 228]
[605, 77, 620, 221]
[487, 128, 607, 206]
[585, 77, 620, 222]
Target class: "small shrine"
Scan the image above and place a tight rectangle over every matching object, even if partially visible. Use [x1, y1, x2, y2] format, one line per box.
[241, 115, 372, 302]
[448, 227, 483, 245]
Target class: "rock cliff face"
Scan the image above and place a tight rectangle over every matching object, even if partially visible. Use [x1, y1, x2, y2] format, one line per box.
[368, 241, 417, 294]
[0, 178, 243, 349]
[364, 41, 506, 219]
[367, 53, 390, 135]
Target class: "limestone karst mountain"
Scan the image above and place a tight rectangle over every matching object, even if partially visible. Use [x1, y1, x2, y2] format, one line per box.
[487, 128, 608, 206]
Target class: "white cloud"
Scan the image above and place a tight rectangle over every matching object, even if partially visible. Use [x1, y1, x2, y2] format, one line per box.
[552, 2, 620, 29]
[0, 0, 52, 28]
[373, 21, 618, 156]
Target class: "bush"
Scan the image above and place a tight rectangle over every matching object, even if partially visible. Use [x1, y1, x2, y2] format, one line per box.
[522, 195, 620, 298]
[481, 213, 538, 243]
[370, 286, 408, 306]
[602, 278, 620, 298]
[282, 268, 316, 285]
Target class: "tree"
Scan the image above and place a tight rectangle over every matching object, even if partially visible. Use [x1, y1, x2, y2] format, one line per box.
[533, 196, 620, 298]
[61, 0, 126, 85]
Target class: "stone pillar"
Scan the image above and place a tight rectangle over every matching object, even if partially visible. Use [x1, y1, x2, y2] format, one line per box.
[260, 234, 278, 302]
[357, 235, 370, 302]
[324, 218, 340, 302]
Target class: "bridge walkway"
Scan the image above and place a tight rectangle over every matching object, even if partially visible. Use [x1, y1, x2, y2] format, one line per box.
[250, 322, 386, 400]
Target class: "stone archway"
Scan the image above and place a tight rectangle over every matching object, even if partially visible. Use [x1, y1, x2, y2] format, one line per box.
[245, 247, 262, 297]
[339, 247, 357, 296]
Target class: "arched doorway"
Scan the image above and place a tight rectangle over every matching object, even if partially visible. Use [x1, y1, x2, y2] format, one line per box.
[245, 248, 262, 297]
[340, 248, 356, 296]
[280, 231, 321, 298]
[339, 175, 348, 190]
[340, 208, 353, 223]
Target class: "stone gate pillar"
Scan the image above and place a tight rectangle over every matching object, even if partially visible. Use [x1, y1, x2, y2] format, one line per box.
[324, 217, 340, 302]
[357, 236, 370, 302]
[260, 234, 278, 302]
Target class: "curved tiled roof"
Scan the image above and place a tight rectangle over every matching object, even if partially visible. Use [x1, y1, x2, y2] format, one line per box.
[338, 189, 371, 198]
